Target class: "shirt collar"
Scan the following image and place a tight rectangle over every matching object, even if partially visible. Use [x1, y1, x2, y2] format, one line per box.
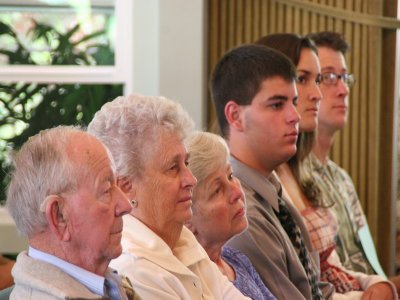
[28, 246, 105, 296]
[229, 155, 281, 211]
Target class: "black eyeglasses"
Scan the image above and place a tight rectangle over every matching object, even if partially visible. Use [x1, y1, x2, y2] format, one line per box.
[320, 72, 356, 87]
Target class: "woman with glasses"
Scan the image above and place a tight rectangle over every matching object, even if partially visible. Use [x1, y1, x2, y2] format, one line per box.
[256, 33, 386, 298]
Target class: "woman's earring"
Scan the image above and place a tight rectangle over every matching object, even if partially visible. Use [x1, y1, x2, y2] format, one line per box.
[130, 199, 138, 208]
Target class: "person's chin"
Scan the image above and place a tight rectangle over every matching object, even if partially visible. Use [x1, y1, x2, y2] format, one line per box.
[177, 208, 193, 224]
[109, 245, 123, 260]
[279, 148, 297, 164]
[299, 120, 318, 132]
[234, 218, 248, 235]
[287, 146, 297, 157]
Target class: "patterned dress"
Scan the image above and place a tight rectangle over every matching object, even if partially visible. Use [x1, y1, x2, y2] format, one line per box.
[301, 206, 362, 293]
[222, 247, 277, 300]
[303, 154, 376, 275]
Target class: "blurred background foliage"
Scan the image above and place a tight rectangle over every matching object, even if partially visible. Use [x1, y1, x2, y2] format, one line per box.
[0, 20, 123, 202]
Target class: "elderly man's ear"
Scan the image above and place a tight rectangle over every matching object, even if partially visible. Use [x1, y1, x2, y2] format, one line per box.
[44, 195, 70, 241]
[225, 100, 244, 132]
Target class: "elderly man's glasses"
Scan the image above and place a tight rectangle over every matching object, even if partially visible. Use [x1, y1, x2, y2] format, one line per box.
[320, 72, 355, 87]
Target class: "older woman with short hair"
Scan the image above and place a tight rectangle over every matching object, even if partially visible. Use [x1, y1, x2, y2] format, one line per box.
[186, 131, 276, 300]
[88, 95, 249, 300]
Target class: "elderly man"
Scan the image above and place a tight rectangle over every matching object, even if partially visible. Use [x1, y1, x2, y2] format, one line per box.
[210, 44, 334, 300]
[6, 126, 140, 300]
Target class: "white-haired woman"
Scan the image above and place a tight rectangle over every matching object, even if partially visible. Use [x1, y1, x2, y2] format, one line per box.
[186, 131, 277, 300]
[88, 95, 250, 300]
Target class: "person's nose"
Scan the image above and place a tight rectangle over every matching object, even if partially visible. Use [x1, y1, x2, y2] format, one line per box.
[337, 77, 349, 98]
[288, 103, 301, 125]
[310, 83, 323, 103]
[228, 179, 244, 204]
[114, 186, 132, 216]
[182, 166, 197, 189]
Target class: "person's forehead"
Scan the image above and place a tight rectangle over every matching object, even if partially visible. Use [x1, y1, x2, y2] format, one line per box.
[258, 76, 297, 96]
[69, 134, 114, 185]
[69, 133, 105, 162]
[297, 48, 320, 68]
[149, 132, 187, 164]
[317, 46, 347, 70]
[206, 162, 230, 181]
[261, 76, 295, 87]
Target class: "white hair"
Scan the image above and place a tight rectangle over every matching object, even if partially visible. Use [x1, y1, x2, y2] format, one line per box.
[88, 94, 195, 180]
[186, 131, 229, 187]
[6, 126, 85, 237]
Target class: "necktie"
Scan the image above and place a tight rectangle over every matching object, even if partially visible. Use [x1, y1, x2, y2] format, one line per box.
[121, 276, 141, 300]
[104, 277, 122, 300]
[275, 197, 323, 300]
[105, 274, 141, 300]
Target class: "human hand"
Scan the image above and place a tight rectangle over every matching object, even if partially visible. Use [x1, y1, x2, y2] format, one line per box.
[361, 282, 396, 300]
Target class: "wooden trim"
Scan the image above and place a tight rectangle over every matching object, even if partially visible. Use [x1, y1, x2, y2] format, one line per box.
[279, 0, 400, 29]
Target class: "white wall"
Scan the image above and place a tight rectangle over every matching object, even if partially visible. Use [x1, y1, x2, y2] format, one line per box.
[132, 0, 206, 129]
[132, 0, 159, 97]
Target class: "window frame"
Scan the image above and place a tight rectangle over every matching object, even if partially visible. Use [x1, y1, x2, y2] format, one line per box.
[0, 0, 134, 94]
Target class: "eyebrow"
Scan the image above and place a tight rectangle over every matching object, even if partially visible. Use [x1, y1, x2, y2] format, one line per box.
[297, 69, 311, 75]
[321, 66, 347, 73]
[207, 176, 222, 193]
[94, 173, 114, 192]
[102, 174, 115, 186]
[163, 152, 188, 166]
[268, 95, 289, 101]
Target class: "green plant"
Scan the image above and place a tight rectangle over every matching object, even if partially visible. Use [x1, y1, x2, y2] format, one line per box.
[0, 20, 123, 202]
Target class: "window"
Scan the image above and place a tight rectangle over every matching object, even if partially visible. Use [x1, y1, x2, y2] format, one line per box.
[0, 0, 133, 201]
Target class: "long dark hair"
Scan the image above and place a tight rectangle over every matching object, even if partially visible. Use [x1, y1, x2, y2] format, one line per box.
[255, 33, 325, 207]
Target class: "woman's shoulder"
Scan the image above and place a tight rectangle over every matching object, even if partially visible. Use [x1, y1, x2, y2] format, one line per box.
[222, 246, 252, 268]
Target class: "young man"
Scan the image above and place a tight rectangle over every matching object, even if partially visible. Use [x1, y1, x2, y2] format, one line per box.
[6, 126, 140, 300]
[210, 44, 333, 300]
[305, 31, 396, 298]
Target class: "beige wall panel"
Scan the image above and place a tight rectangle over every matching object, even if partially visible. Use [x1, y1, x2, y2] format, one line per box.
[253, 0, 261, 40]
[261, 0, 269, 33]
[310, 11, 318, 32]
[220, 0, 228, 54]
[244, 0, 253, 42]
[228, 0, 236, 47]
[269, 1, 277, 33]
[276, 3, 285, 32]
[285, 5, 293, 33]
[236, 0, 244, 45]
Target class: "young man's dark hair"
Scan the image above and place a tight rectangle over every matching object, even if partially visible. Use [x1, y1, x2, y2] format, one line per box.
[306, 31, 349, 55]
[210, 44, 297, 138]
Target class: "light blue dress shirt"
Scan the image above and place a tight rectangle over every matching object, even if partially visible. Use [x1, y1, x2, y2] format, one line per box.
[29, 246, 105, 296]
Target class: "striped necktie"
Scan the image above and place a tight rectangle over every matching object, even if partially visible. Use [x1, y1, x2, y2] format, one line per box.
[275, 197, 323, 300]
